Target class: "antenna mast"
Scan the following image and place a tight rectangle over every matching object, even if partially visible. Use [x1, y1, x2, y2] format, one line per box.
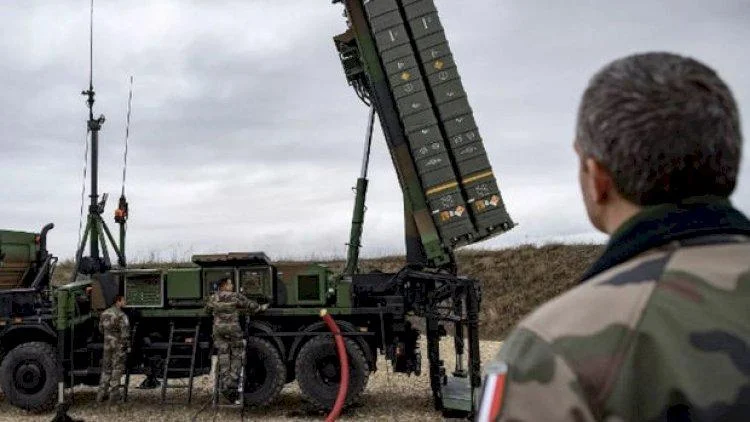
[71, 0, 126, 280]
[115, 76, 134, 262]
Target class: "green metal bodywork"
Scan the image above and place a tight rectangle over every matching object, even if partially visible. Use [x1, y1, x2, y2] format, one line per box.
[0, 230, 39, 289]
[122, 269, 165, 307]
[53, 280, 93, 330]
[334, 278, 353, 309]
[276, 262, 331, 307]
[117, 255, 339, 314]
[166, 268, 202, 300]
[344, 177, 369, 275]
[0, 230, 37, 262]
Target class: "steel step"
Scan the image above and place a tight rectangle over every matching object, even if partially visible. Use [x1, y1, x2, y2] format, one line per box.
[162, 368, 193, 374]
[74, 344, 103, 353]
[71, 369, 97, 377]
[172, 328, 200, 334]
[215, 404, 244, 409]
[143, 341, 210, 350]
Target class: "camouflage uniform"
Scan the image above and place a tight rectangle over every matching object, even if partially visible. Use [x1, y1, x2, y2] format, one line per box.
[205, 289, 260, 393]
[97, 304, 130, 402]
[479, 198, 750, 421]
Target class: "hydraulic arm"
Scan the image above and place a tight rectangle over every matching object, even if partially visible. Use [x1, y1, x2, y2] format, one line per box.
[344, 105, 376, 275]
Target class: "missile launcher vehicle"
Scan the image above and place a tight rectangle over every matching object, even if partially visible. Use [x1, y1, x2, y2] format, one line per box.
[0, 0, 514, 418]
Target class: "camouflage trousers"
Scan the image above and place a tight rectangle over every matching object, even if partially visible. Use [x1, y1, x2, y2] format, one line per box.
[98, 336, 126, 398]
[214, 326, 245, 392]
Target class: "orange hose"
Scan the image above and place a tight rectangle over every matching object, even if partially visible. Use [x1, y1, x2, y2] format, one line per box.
[320, 309, 349, 422]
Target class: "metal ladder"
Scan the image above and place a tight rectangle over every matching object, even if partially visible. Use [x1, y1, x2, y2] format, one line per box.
[212, 339, 247, 409]
[160, 321, 201, 404]
[122, 321, 139, 402]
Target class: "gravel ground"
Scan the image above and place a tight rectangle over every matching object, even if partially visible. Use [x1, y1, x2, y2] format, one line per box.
[0, 339, 502, 422]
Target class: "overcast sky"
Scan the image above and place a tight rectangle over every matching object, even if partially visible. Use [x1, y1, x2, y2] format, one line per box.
[1, 1, 749, 263]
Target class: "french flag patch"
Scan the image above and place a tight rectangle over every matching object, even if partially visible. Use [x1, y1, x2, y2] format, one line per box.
[476, 361, 509, 422]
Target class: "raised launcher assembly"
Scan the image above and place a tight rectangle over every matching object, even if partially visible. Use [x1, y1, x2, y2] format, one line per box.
[335, 0, 515, 268]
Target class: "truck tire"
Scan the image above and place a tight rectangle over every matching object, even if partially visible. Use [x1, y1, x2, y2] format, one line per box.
[0, 342, 58, 412]
[242, 337, 286, 407]
[295, 335, 370, 410]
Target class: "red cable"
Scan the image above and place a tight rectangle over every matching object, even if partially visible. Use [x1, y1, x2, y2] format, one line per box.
[321, 309, 349, 422]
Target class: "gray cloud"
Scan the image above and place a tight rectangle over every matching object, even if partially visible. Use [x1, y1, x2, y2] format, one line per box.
[1, 1, 749, 263]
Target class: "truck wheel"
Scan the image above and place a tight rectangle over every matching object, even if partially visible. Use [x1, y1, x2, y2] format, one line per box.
[295, 335, 370, 410]
[0, 342, 58, 412]
[242, 337, 286, 407]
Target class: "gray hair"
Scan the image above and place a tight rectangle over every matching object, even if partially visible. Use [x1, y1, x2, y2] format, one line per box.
[575, 52, 742, 205]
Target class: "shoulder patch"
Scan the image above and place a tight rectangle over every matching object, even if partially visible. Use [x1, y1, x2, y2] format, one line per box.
[477, 361, 508, 422]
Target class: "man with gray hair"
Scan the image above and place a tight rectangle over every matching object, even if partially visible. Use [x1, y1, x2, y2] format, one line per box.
[477, 52, 750, 421]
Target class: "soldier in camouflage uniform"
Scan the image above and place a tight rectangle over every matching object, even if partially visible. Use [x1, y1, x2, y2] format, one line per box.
[205, 277, 267, 397]
[478, 52, 750, 421]
[97, 294, 130, 403]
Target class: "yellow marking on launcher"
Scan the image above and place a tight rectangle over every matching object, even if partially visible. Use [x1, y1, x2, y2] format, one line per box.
[462, 170, 494, 184]
[425, 181, 458, 196]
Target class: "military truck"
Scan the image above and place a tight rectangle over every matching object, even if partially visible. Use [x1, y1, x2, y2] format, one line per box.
[0, 0, 514, 418]
[0, 244, 485, 415]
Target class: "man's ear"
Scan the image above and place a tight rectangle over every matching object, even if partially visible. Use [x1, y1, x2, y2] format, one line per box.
[584, 157, 613, 204]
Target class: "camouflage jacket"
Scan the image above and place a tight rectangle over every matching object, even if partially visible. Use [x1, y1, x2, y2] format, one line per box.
[481, 198, 750, 421]
[204, 290, 260, 329]
[99, 305, 129, 343]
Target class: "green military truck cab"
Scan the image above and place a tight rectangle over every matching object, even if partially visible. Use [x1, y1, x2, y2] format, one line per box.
[0, 224, 60, 411]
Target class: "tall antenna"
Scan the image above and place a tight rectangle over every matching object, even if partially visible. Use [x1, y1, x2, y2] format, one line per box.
[80, 0, 105, 263]
[89, 0, 93, 86]
[115, 76, 134, 262]
[71, 0, 126, 281]
[84, 0, 95, 122]
[121, 76, 133, 196]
